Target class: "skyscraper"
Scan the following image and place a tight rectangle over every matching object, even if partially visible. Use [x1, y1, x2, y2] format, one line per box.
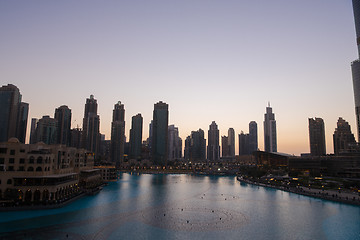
[16, 102, 29, 144]
[0, 84, 29, 143]
[228, 128, 235, 157]
[55, 105, 71, 146]
[264, 103, 277, 152]
[34, 115, 57, 145]
[308, 118, 326, 156]
[168, 125, 182, 160]
[239, 131, 249, 155]
[151, 101, 169, 166]
[82, 95, 100, 156]
[221, 136, 229, 157]
[111, 101, 125, 164]
[184, 136, 191, 160]
[248, 121, 258, 153]
[207, 121, 220, 161]
[351, 0, 360, 141]
[129, 113, 143, 160]
[333, 117, 356, 155]
[190, 129, 206, 161]
[29, 118, 38, 144]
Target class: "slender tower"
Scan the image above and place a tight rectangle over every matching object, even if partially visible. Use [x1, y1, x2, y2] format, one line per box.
[351, 0, 360, 141]
[151, 101, 169, 166]
[207, 121, 220, 161]
[111, 101, 125, 164]
[264, 103, 277, 152]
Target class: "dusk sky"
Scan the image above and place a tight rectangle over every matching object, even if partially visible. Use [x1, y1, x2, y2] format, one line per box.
[0, 0, 357, 155]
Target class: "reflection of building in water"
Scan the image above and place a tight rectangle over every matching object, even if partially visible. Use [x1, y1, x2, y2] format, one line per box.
[0, 138, 102, 204]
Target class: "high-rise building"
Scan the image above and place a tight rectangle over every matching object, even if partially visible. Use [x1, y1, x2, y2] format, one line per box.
[333, 117, 356, 155]
[221, 136, 229, 157]
[168, 125, 182, 160]
[184, 136, 191, 160]
[351, 0, 360, 141]
[129, 113, 143, 160]
[264, 103, 277, 152]
[34, 115, 57, 145]
[228, 128, 235, 157]
[82, 95, 100, 157]
[70, 127, 82, 149]
[248, 121, 258, 153]
[239, 131, 249, 155]
[151, 101, 169, 165]
[55, 105, 71, 146]
[16, 102, 29, 144]
[0, 84, 29, 143]
[29, 118, 38, 144]
[308, 118, 326, 156]
[207, 121, 220, 161]
[111, 101, 125, 164]
[189, 129, 206, 161]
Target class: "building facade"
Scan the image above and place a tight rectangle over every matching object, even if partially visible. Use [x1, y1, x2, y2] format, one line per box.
[228, 128, 235, 157]
[248, 121, 258, 153]
[207, 121, 220, 161]
[168, 125, 182, 160]
[33, 116, 58, 145]
[129, 113, 143, 160]
[239, 131, 249, 155]
[308, 117, 326, 156]
[264, 103, 277, 153]
[221, 136, 229, 157]
[82, 95, 100, 157]
[333, 117, 356, 155]
[55, 105, 72, 146]
[110, 102, 125, 165]
[352, 0, 360, 141]
[151, 101, 169, 166]
[0, 139, 101, 204]
[0, 84, 29, 143]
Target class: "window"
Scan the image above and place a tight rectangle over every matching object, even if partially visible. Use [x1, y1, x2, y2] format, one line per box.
[0, 148, 6, 154]
[29, 156, 34, 163]
[9, 158, 15, 164]
[8, 166, 14, 171]
[37, 157, 43, 164]
[18, 166, 25, 171]
[10, 149, 15, 155]
[7, 179, 12, 184]
[36, 167, 42, 172]
[27, 167, 34, 171]
[20, 149, 25, 153]
[0, 158, 4, 164]
[19, 158, 25, 164]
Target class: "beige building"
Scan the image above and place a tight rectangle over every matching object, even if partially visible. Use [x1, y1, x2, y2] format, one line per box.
[0, 138, 102, 204]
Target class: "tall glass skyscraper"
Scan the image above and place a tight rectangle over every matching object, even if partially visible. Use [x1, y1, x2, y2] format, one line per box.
[0, 84, 28, 143]
[55, 105, 71, 146]
[111, 101, 125, 164]
[207, 121, 220, 161]
[151, 101, 169, 166]
[351, 0, 360, 141]
[129, 113, 143, 160]
[264, 103, 277, 153]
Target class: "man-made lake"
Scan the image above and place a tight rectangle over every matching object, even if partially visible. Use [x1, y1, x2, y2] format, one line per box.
[0, 173, 359, 240]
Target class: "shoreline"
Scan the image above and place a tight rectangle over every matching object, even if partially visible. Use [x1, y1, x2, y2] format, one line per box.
[236, 176, 360, 206]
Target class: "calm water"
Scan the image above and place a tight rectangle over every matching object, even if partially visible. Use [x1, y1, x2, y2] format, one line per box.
[0, 173, 359, 240]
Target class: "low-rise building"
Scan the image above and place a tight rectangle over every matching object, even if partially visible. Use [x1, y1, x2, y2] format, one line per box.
[0, 138, 102, 205]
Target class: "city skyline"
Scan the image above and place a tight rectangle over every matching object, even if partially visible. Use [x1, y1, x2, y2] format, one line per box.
[0, 1, 357, 155]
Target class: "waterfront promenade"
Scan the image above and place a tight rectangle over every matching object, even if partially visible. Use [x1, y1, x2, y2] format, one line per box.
[237, 176, 360, 206]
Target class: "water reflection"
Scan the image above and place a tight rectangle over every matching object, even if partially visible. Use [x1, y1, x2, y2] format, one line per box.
[0, 173, 359, 240]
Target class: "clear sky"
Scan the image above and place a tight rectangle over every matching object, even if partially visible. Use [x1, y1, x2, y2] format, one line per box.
[0, 0, 357, 155]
